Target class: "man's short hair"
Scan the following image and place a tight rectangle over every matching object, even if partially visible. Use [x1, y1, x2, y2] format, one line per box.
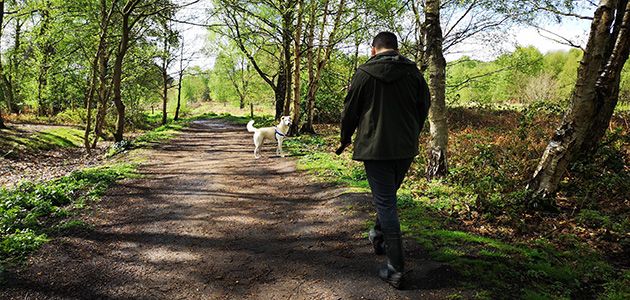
[372, 32, 398, 50]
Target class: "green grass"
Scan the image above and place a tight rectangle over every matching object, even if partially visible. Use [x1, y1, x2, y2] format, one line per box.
[189, 112, 275, 126]
[0, 164, 137, 266]
[287, 131, 628, 299]
[0, 127, 84, 157]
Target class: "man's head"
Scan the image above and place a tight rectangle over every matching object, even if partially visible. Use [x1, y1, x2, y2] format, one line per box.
[371, 31, 398, 56]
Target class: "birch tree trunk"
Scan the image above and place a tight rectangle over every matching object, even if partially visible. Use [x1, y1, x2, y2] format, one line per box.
[582, 0, 630, 152]
[425, 0, 449, 179]
[527, 0, 629, 205]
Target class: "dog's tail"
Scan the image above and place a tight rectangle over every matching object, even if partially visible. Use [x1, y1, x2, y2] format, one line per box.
[246, 120, 257, 132]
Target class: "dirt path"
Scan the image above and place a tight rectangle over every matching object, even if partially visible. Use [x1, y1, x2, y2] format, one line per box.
[2, 120, 462, 299]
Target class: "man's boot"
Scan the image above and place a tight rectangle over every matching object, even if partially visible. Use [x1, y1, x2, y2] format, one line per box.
[378, 233, 404, 289]
[368, 228, 385, 255]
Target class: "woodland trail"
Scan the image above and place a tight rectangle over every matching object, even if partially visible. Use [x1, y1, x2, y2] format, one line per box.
[2, 120, 462, 300]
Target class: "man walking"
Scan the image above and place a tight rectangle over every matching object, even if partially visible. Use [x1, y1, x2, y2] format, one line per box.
[338, 32, 431, 289]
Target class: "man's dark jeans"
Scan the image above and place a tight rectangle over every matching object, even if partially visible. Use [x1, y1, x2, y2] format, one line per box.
[364, 158, 414, 235]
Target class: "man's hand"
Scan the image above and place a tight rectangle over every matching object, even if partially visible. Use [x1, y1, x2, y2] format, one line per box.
[335, 143, 351, 155]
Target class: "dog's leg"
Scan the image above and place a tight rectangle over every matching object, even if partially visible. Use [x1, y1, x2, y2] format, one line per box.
[254, 134, 261, 159]
[277, 138, 285, 157]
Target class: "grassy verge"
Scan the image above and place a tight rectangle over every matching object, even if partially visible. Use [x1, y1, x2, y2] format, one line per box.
[188, 112, 275, 126]
[0, 126, 84, 158]
[286, 125, 629, 299]
[0, 164, 138, 270]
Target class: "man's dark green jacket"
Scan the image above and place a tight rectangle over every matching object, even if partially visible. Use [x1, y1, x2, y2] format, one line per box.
[341, 50, 431, 161]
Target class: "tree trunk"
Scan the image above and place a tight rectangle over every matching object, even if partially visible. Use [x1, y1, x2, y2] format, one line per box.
[288, 0, 304, 136]
[1, 74, 13, 115]
[527, 0, 626, 204]
[161, 65, 168, 125]
[36, 0, 52, 116]
[0, 1, 14, 118]
[0, 111, 5, 129]
[92, 43, 111, 149]
[85, 0, 115, 152]
[9, 18, 22, 114]
[161, 21, 171, 125]
[301, 0, 345, 134]
[175, 40, 184, 121]
[111, 9, 133, 142]
[281, 2, 293, 118]
[175, 73, 183, 120]
[275, 61, 287, 119]
[411, 0, 428, 72]
[425, 0, 449, 179]
[84, 56, 98, 151]
[300, 0, 318, 134]
[582, 0, 630, 152]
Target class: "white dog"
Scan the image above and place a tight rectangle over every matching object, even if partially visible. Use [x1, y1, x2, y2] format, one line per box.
[247, 116, 292, 159]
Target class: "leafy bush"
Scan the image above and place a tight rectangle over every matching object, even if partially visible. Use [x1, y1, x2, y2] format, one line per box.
[1, 229, 48, 258]
[53, 109, 88, 125]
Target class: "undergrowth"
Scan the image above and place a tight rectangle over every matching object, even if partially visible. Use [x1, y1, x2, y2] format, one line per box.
[0, 164, 137, 269]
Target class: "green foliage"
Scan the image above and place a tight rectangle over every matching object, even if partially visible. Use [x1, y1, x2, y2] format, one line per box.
[0, 164, 136, 264]
[0, 229, 48, 259]
[600, 270, 630, 300]
[446, 48, 588, 106]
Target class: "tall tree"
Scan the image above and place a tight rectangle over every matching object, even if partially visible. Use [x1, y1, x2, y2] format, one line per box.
[111, 0, 175, 142]
[174, 36, 189, 121]
[35, 0, 53, 116]
[528, 0, 630, 205]
[216, 0, 293, 120]
[288, 0, 303, 135]
[0, 0, 10, 128]
[300, 0, 347, 134]
[7, 1, 25, 114]
[85, 0, 117, 151]
[425, 0, 448, 179]
[111, 0, 139, 142]
[159, 20, 177, 125]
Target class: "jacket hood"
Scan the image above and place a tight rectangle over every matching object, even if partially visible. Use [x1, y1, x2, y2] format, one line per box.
[358, 51, 417, 83]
